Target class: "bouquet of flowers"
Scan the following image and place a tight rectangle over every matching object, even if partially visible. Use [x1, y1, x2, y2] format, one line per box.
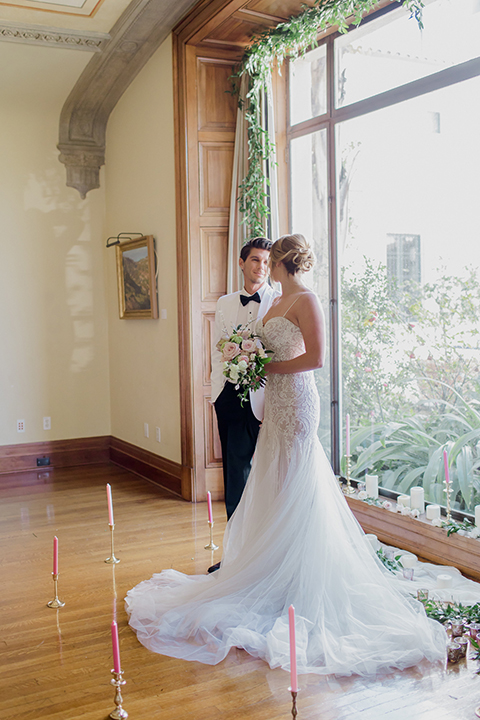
[218, 324, 272, 405]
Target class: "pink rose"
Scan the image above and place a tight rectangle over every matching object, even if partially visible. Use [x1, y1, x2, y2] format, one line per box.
[365, 367, 372, 373]
[222, 342, 241, 361]
[238, 355, 249, 363]
[241, 339, 256, 353]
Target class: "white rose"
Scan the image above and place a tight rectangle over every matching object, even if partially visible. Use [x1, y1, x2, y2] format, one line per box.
[410, 509, 420, 519]
[401, 506, 411, 516]
[357, 490, 368, 500]
[250, 353, 257, 361]
[431, 518, 443, 527]
[237, 360, 248, 372]
[382, 501, 392, 510]
[229, 366, 239, 380]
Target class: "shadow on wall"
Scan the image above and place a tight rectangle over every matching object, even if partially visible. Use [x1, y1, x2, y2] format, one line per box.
[21, 151, 106, 420]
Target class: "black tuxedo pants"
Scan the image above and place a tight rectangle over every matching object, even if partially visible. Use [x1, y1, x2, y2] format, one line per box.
[214, 382, 261, 520]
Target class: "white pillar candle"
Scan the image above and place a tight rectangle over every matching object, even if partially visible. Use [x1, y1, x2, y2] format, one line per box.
[410, 487, 425, 513]
[365, 474, 378, 499]
[475, 505, 480, 527]
[437, 573, 452, 589]
[397, 494, 410, 508]
[426, 504, 441, 521]
[365, 533, 379, 551]
[400, 554, 417, 569]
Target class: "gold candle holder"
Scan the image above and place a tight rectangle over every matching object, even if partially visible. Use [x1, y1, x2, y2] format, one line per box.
[444, 481, 453, 523]
[105, 524, 120, 564]
[47, 573, 65, 608]
[289, 689, 298, 719]
[204, 520, 219, 551]
[110, 670, 128, 719]
[344, 455, 355, 495]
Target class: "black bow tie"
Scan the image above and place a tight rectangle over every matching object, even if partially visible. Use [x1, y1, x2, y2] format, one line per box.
[240, 292, 261, 306]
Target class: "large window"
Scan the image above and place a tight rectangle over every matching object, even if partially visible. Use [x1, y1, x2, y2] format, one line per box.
[288, 0, 480, 514]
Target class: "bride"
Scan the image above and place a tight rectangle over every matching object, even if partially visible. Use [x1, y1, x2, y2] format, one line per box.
[125, 233, 446, 676]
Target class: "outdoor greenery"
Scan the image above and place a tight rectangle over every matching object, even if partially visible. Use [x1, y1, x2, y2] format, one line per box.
[232, 0, 425, 235]
[342, 260, 480, 512]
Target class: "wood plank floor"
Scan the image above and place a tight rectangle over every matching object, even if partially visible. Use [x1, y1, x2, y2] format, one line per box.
[2, 464, 480, 720]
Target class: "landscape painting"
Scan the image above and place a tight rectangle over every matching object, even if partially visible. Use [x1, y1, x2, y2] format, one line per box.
[116, 235, 158, 319]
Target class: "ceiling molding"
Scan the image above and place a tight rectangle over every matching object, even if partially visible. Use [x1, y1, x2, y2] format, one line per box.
[57, 0, 197, 197]
[0, 20, 110, 51]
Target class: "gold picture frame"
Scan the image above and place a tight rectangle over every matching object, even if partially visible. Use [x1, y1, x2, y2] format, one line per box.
[116, 235, 158, 319]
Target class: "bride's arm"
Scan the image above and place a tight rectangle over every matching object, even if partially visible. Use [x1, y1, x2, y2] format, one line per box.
[266, 294, 326, 375]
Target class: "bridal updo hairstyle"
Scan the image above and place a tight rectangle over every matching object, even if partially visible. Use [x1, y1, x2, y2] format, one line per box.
[270, 234, 315, 275]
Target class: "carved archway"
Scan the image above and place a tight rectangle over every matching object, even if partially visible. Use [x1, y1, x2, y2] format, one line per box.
[57, 0, 197, 197]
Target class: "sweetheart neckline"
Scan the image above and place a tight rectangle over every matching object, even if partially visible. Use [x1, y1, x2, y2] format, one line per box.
[262, 316, 300, 330]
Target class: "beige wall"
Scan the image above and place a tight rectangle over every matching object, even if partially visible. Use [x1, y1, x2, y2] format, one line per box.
[0, 43, 111, 445]
[105, 34, 181, 464]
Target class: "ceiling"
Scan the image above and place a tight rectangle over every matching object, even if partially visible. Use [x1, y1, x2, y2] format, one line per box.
[0, 0, 132, 32]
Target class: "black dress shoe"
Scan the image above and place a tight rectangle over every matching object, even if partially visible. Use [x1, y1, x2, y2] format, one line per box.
[208, 562, 221, 573]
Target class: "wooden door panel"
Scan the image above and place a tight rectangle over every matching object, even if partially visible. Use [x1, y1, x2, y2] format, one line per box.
[201, 228, 228, 302]
[199, 142, 234, 216]
[197, 58, 237, 132]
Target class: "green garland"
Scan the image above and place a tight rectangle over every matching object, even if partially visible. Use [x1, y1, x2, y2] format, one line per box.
[234, 0, 425, 237]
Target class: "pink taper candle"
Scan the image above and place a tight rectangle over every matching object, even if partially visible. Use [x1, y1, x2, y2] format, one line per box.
[207, 491, 213, 524]
[346, 414, 350, 456]
[288, 605, 298, 692]
[53, 536, 58, 575]
[111, 620, 121, 673]
[106, 483, 114, 526]
[443, 449, 450, 484]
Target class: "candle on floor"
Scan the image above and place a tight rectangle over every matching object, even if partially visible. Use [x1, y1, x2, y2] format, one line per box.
[106, 483, 114, 526]
[288, 605, 298, 693]
[426, 504, 441, 521]
[207, 491, 213, 524]
[53, 535, 58, 575]
[397, 494, 410, 508]
[345, 414, 350, 456]
[111, 620, 121, 674]
[475, 505, 480, 527]
[365, 474, 378, 499]
[410, 487, 425, 513]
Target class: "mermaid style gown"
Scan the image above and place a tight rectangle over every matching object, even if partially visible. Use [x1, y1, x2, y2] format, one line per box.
[125, 316, 446, 676]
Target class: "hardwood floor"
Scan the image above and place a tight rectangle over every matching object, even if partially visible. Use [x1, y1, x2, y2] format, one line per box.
[2, 464, 480, 720]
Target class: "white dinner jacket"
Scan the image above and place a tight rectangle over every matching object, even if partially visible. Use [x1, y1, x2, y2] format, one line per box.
[211, 284, 278, 421]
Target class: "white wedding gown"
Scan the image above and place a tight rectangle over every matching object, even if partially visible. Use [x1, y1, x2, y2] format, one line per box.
[125, 316, 446, 676]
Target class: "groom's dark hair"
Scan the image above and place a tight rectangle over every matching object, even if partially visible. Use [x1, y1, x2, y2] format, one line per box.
[240, 237, 272, 261]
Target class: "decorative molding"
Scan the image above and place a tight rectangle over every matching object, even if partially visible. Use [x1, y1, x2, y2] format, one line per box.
[0, 436, 110, 475]
[57, 0, 198, 197]
[0, 20, 110, 51]
[347, 495, 480, 582]
[109, 436, 183, 497]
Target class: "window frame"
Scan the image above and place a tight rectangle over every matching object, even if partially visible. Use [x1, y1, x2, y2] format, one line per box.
[286, 3, 480, 482]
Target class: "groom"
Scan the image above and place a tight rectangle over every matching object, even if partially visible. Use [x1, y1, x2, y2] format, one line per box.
[210, 237, 277, 534]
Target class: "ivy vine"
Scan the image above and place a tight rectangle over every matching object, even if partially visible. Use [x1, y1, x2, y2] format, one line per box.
[233, 0, 425, 237]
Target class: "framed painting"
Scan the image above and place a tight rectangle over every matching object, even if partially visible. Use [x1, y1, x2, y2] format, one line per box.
[115, 235, 158, 319]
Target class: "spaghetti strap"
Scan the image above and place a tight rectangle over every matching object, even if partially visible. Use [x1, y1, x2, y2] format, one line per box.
[282, 294, 303, 317]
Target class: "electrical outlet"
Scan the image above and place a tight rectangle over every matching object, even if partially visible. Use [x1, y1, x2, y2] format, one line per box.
[37, 456, 50, 467]
[17, 419, 25, 433]
[156, 427, 161, 442]
[160, 309, 167, 320]
[144, 422, 149, 438]
[43, 416, 51, 430]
